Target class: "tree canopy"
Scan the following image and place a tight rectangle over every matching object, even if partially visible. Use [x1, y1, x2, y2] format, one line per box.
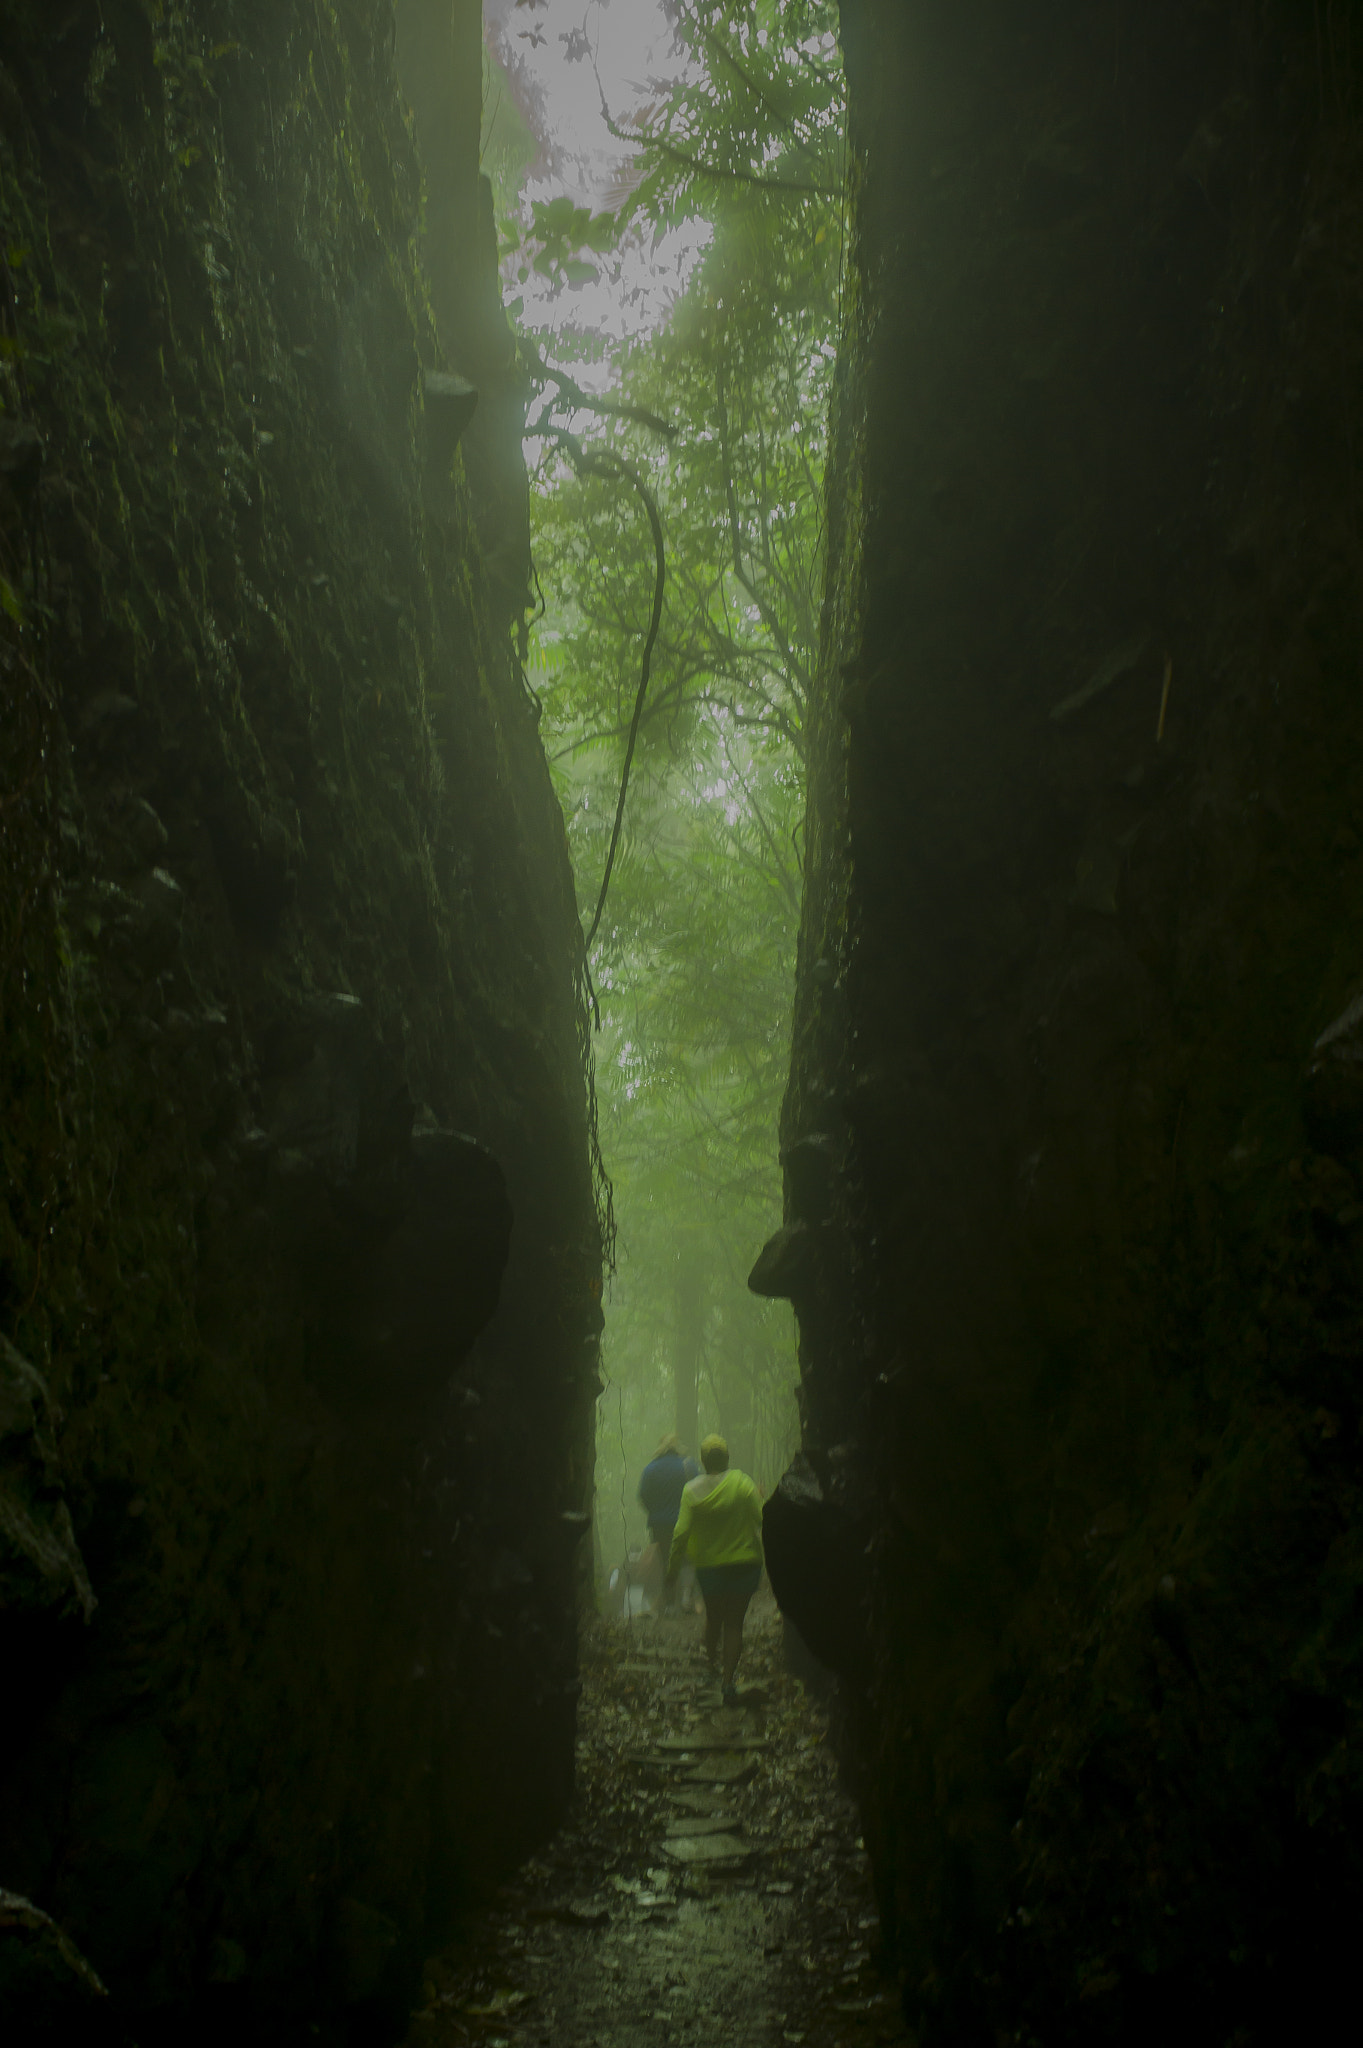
[485, 0, 845, 1553]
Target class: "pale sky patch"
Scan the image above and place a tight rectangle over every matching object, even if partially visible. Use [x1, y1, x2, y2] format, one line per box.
[484, 0, 711, 361]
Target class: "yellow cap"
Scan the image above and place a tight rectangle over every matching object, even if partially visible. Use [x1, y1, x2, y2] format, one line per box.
[700, 1433, 728, 1461]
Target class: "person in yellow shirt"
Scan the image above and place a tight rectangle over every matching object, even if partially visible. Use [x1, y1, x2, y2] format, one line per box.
[665, 1434, 764, 1706]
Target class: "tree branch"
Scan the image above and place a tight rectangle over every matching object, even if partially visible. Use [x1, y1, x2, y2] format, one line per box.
[541, 431, 667, 962]
[698, 22, 831, 169]
[547, 685, 712, 764]
[594, 76, 839, 201]
[720, 733, 802, 919]
[522, 344, 678, 441]
[647, 133, 837, 200]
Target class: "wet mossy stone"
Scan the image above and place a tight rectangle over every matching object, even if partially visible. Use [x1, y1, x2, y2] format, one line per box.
[336, 1896, 400, 2006]
[207, 806, 295, 946]
[0, 1890, 107, 2033]
[780, 1133, 843, 1224]
[423, 370, 479, 511]
[127, 865, 183, 969]
[247, 994, 514, 1400]
[75, 691, 142, 761]
[1306, 991, 1363, 1156]
[423, 369, 479, 440]
[747, 1219, 813, 1300]
[0, 1339, 95, 1624]
[288, 1124, 513, 1404]
[763, 1456, 870, 1681]
[0, 416, 43, 505]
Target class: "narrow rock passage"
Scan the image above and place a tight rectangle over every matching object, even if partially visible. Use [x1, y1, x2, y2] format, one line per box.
[406, 1598, 910, 2047]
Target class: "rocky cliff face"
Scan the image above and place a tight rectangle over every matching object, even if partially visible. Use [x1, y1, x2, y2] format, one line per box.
[774, 2, 1363, 2040]
[0, 1, 601, 2034]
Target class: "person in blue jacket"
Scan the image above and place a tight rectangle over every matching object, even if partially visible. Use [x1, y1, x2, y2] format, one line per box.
[637, 1434, 698, 1613]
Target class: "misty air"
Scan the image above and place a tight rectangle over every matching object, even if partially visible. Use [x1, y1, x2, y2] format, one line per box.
[2, 5, 1360, 2046]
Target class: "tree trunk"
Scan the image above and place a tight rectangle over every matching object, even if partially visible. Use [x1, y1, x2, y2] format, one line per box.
[673, 1260, 703, 1459]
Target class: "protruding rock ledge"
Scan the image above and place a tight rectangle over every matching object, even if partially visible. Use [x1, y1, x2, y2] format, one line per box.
[0, 1889, 107, 2030]
[747, 1220, 812, 1300]
[762, 1457, 869, 1680]
[0, 1340, 95, 1625]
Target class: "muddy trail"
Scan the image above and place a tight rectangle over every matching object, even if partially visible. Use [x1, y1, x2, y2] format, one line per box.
[405, 1599, 910, 2048]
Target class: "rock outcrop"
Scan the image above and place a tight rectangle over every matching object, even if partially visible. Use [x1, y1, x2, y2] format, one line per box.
[1, 1338, 96, 1624]
[0, 1890, 108, 2036]
[778, 2, 1363, 2040]
[0, 0, 600, 2032]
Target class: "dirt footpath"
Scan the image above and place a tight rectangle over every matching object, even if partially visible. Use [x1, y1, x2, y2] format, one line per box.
[405, 1596, 912, 2047]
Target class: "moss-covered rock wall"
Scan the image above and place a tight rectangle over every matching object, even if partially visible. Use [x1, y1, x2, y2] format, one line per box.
[777, 2, 1363, 2040]
[0, 0, 601, 2032]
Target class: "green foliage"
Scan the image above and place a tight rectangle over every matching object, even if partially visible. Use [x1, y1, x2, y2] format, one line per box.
[607, 0, 844, 224]
[499, 2, 845, 1541]
[509, 198, 618, 293]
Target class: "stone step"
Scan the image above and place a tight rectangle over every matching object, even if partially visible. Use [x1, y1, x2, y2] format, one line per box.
[661, 1832, 751, 1866]
[679, 1756, 759, 1786]
[654, 1733, 769, 1754]
[668, 1788, 734, 1815]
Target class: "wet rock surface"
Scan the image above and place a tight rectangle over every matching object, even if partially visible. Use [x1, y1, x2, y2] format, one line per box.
[0, 1, 600, 2031]
[762, 1459, 868, 1682]
[0, 1889, 108, 2032]
[0, 1338, 95, 1623]
[782, 2, 1363, 2042]
[406, 1602, 908, 2048]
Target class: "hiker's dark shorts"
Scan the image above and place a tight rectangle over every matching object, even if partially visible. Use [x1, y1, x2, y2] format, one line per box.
[696, 1561, 761, 1601]
[648, 1518, 676, 1550]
